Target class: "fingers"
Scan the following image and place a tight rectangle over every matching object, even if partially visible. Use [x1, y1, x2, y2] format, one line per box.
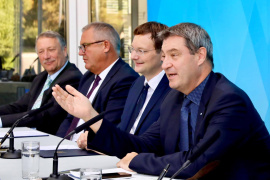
[52, 84, 69, 101]
[115, 152, 137, 172]
[77, 139, 84, 149]
[116, 161, 120, 168]
[77, 132, 88, 149]
[66, 85, 85, 98]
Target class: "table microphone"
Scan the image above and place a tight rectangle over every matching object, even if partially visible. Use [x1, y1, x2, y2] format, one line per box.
[47, 111, 106, 180]
[170, 130, 220, 180]
[157, 164, 170, 180]
[0, 102, 53, 159]
[0, 101, 54, 147]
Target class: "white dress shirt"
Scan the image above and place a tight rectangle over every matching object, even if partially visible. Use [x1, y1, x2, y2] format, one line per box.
[129, 70, 165, 134]
[0, 60, 68, 128]
[71, 59, 119, 141]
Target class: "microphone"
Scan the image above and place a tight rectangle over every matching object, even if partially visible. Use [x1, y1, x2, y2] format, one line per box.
[170, 130, 220, 180]
[0, 102, 53, 159]
[157, 164, 170, 180]
[0, 101, 54, 147]
[47, 112, 105, 180]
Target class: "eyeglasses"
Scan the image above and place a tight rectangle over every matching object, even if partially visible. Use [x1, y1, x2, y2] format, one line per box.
[128, 46, 155, 56]
[78, 40, 105, 53]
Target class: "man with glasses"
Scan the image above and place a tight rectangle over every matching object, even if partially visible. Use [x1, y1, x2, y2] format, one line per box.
[76, 22, 170, 144]
[56, 22, 139, 141]
[53, 22, 270, 179]
[116, 22, 171, 136]
[0, 31, 82, 135]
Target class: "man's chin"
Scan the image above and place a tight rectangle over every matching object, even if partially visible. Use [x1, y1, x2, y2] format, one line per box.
[135, 67, 144, 74]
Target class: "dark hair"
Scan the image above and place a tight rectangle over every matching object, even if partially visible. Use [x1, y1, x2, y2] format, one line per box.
[134, 21, 168, 53]
[159, 22, 214, 68]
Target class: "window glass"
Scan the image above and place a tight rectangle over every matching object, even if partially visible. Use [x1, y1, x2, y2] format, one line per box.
[0, 0, 66, 105]
[90, 0, 132, 65]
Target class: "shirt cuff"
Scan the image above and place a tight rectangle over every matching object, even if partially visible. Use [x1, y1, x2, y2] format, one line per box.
[0, 117, 3, 128]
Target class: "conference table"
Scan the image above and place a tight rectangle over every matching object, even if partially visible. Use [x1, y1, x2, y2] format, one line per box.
[0, 127, 173, 180]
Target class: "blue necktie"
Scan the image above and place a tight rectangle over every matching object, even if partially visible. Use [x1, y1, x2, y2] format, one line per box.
[126, 83, 150, 132]
[179, 98, 192, 151]
[32, 76, 52, 109]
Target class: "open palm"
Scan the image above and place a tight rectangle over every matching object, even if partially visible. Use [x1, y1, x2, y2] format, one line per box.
[52, 84, 96, 121]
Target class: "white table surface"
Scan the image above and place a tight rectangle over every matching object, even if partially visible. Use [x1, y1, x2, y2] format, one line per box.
[0, 127, 175, 180]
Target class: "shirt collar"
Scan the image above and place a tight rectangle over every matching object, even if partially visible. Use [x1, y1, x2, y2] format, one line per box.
[186, 73, 210, 105]
[97, 58, 119, 81]
[144, 70, 165, 90]
[48, 60, 68, 81]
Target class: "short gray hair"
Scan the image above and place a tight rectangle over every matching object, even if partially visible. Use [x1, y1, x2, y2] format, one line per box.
[35, 31, 66, 52]
[82, 22, 121, 55]
[159, 23, 214, 68]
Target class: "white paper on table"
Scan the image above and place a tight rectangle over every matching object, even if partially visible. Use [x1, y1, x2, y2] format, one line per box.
[69, 168, 136, 179]
[40, 145, 80, 150]
[0, 130, 48, 138]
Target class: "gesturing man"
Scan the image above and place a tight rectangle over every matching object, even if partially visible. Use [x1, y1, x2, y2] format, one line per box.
[56, 22, 139, 141]
[53, 23, 270, 179]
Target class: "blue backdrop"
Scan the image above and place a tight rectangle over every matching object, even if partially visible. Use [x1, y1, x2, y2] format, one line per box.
[147, 0, 270, 130]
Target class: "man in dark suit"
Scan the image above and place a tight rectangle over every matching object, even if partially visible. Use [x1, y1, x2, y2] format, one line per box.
[0, 31, 82, 135]
[56, 22, 139, 140]
[53, 23, 270, 179]
[117, 22, 170, 135]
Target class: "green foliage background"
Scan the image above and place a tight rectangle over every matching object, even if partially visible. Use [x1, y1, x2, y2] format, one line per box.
[0, 0, 15, 69]
[0, 0, 65, 70]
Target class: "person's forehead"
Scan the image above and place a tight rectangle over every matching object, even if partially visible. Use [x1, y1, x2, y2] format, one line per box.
[37, 37, 58, 45]
[132, 34, 154, 48]
[81, 28, 95, 40]
[36, 37, 59, 48]
[162, 36, 185, 50]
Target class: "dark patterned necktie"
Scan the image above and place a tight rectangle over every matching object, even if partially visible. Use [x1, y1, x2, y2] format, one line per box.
[126, 83, 150, 132]
[179, 98, 192, 151]
[65, 75, 101, 137]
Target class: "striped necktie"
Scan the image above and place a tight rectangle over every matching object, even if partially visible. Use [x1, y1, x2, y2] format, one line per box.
[32, 76, 52, 110]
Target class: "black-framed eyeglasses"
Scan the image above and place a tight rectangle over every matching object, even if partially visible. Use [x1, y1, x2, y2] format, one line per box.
[128, 46, 155, 56]
[78, 40, 105, 53]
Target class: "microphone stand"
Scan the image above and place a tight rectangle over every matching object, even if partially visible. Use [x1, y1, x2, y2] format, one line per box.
[170, 130, 220, 180]
[47, 134, 72, 180]
[0, 114, 29, 159]
[157, 164, 170, 180]
[47, 112, 106, 180]
[1, 132, 21, 159]
[0, 102, 53, 159]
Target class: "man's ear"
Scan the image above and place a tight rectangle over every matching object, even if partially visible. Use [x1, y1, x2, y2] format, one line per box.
[103, 40, 110, 53]
[63, 46, 68, 57]
[197, 47, 207, 66]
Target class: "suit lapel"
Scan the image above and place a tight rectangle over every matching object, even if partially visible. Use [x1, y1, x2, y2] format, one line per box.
[135, 75, 169, 133]
[121, 78, 144, 130]
[29, 72, 47, 108]
[92, 58, 124, 104]
[194, 71, 217, 143]
[163, 90, 184, 154]
[80, 74, 95, 96]
[41, 62, 72, 105]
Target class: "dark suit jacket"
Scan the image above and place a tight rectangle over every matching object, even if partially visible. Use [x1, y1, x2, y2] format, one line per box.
[56, 58, 139, 137]
[117, 74, 171, 135]
[88, 72, 270, 180]
[0, 62, 82, 135]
